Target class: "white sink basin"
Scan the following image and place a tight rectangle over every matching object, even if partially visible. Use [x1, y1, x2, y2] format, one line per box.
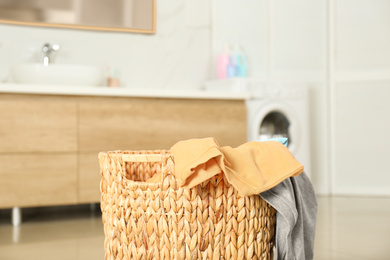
[11, 64, 104, 86]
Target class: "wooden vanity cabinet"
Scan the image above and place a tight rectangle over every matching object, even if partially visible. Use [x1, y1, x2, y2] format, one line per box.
[0, 94, 247, 208]
[0, 95, 78, 208]
[0, 95, 77, 153]
[0, 154, 78, 208]
[78, 97, 246, 151]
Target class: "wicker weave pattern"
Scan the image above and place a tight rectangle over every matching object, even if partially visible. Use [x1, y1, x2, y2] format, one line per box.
[99, 151, 276, 260]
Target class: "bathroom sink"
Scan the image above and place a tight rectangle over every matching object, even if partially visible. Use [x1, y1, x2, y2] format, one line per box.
[10, 64, 104, 86]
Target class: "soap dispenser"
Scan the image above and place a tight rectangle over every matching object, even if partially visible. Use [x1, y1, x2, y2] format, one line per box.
[233, 45, 247, 77]
[217, 44, 231, 79]
[107, 66, 120, 87]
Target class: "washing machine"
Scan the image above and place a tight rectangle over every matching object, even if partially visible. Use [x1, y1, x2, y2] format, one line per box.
[204, 79, 311, 176]
[246, 84, 311, 177]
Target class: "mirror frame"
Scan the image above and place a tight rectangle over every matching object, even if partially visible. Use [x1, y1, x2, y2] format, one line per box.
[0, 0, 156, 34]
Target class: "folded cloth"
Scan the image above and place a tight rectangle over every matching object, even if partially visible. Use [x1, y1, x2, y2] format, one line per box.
[260, 172, 317, 260]
[168, 137, 304, 196]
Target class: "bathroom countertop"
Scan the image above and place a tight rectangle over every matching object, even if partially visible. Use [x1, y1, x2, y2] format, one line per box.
[0, 83, 250, 100]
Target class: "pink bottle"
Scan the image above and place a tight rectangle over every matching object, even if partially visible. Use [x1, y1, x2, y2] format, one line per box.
[217, 44, 230, 79]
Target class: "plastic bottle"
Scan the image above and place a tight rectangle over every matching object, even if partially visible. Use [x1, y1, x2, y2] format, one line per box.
[107, 66, 120, 87]
[217, 44, 230, 79]
[226, 54, 236, 78]
[233, 45, 247, 77]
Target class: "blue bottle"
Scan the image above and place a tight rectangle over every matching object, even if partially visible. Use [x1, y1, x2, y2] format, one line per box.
[226, 55, 236, 78]
[233, 45, 247, 77]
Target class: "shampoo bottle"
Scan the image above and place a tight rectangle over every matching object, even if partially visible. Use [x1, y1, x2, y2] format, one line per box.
[226, 55, 236, 78]
[233, 45, 247, 77]
[217, 44, 230, 79]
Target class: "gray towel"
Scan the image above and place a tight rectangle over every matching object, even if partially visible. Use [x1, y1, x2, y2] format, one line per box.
[260, 172, 317, 260]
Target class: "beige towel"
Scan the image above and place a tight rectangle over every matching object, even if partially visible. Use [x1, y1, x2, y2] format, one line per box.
[149, 137, 304, 196]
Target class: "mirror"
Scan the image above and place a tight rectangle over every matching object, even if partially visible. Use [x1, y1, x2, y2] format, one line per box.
[0, 0, 155, 34]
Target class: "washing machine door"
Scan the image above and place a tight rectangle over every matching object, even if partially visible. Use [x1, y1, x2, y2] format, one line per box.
[248, 101, 301, 155]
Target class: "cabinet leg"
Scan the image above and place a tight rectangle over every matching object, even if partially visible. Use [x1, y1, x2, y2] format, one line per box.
[13, 226, 20, 243]
[12, 207, 22, 226]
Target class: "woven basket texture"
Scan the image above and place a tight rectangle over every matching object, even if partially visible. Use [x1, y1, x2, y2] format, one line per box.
[99, 150, 276, 260]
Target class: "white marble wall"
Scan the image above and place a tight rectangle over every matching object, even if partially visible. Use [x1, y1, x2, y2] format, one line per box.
[0, 0, 211, 89]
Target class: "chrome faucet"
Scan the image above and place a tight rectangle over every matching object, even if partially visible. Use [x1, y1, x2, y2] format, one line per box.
[41, 43, 60, 66]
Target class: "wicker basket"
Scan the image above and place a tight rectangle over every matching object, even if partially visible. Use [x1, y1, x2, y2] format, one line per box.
[99, 150, 276, 260]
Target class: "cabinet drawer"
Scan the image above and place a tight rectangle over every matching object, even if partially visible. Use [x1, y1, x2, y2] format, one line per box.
[79, 97, 247, 152]
[0, 154, 77, 208]
[78, 153, 101, 203]
[0, 95, 77, 153]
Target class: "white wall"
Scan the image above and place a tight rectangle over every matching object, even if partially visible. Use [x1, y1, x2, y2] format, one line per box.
[333, 82, 390, 195]
[331, 0, 390, 196]
[0, 0, 211, 89]
[336, 0, 390, 71]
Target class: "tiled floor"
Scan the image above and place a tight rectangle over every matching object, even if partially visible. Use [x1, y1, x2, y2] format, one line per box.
[0, 205, 104, 260]
[0, 196, 389, 259]
[314, 196, 390, 260]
